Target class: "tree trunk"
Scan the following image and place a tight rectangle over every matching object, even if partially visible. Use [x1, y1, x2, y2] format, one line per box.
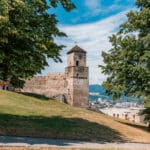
[2, 62, 9, 81]
[148, 122, 150, 131]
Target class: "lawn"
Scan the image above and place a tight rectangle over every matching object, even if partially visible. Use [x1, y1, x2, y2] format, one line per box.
[0, 90, 150, 143]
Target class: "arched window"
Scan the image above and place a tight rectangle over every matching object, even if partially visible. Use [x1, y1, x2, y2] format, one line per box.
[76, 61, 79, 66]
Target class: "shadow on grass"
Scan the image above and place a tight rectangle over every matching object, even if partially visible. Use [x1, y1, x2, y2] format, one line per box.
[0, 113, 125, 144]
[117, 120, 150, 132]
[21, 92, 50, 101]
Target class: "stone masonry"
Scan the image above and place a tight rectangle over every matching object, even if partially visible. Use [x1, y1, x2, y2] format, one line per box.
[22, 45, 89, 108]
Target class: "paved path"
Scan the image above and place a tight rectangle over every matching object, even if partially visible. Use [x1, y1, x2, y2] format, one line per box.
[0, 136, 150, 149]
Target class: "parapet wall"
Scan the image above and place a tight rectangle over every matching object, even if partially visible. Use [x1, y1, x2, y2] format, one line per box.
[22, 73, 67, 98]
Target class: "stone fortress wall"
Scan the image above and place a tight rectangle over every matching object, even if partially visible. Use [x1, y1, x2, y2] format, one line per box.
[22, 73, 67, 98]
[22, 46, 89, 108]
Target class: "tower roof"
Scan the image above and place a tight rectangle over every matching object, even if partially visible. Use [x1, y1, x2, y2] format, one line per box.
[67, 45, 86, 54]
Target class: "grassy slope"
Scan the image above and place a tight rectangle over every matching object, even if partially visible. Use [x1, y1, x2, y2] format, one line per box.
[0, 90, 150, 143]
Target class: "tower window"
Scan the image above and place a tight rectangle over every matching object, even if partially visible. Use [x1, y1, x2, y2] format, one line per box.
[76, 61, 79, 66]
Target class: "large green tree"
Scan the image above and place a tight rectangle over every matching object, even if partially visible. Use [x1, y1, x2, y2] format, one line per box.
[0, 0, 75, 87]
[100, 0, 150, 127]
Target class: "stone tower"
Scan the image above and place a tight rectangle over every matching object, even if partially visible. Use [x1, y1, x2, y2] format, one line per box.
[65, 45, 89, 108]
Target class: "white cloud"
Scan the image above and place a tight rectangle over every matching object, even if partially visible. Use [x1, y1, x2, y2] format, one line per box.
[85, 0, 101, 10]
[84, 0, 101, 16]
[42, 11, 128, 84]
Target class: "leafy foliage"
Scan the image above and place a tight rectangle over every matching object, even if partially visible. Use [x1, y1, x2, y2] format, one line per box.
[100, 0, 150, 123]
[0, 0, 75, 87]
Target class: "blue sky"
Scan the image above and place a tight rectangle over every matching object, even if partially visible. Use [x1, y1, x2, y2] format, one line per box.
[52, 0, 135, 25]
[42, 0, 136, 84]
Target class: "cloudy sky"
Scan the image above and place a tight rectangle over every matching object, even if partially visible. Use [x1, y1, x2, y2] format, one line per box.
[42, 0, 136, 84]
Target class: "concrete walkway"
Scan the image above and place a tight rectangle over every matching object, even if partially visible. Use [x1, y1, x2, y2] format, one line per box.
[0, 136, 150, 149]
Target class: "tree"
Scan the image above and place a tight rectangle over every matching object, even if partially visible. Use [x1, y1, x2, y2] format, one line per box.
[100, 0, 150, 127]
[0, 0, 75, 88]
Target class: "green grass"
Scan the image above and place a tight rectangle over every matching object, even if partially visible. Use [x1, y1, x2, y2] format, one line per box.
[0, 90, 150, 143]
[0, 90, 121, 141]
[0, 90, 78, 117]
[0, 114, 122, 141]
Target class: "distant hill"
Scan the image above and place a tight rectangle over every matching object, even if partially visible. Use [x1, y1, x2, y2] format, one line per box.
[89, 84, 111, 101]
[89, 84, 106, 95]
[89, 84, 140, 102]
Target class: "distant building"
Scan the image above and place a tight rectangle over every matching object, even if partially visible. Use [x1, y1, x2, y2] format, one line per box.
[100, 107, 145, 123]
[114, 102, 144, 108]
[0, 81, 12, 91]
